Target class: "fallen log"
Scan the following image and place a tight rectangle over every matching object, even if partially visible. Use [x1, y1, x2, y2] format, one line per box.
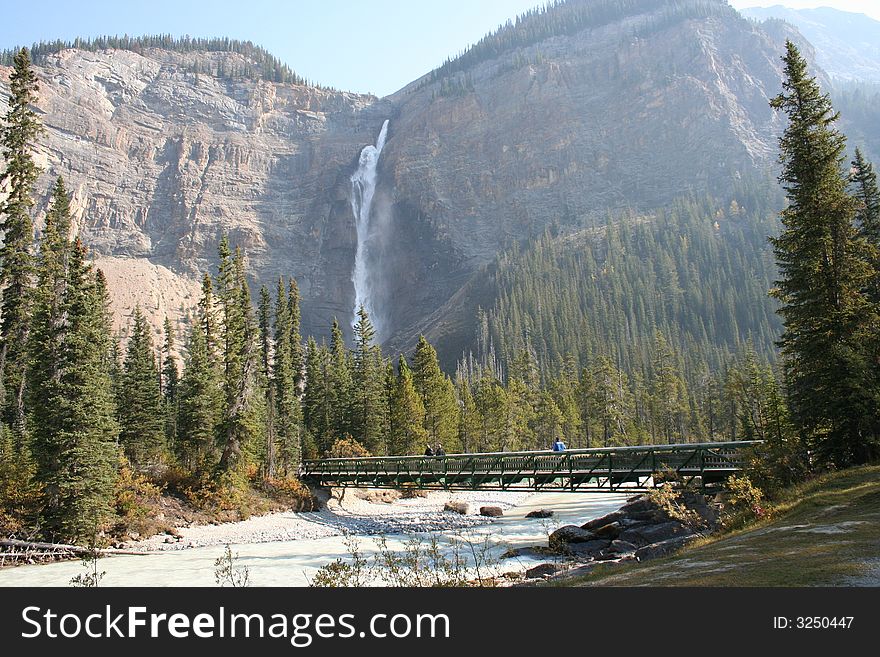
[0, 538, 148, 557]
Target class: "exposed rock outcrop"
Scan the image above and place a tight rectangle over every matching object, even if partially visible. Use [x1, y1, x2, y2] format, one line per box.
[0, 2, 812, 348]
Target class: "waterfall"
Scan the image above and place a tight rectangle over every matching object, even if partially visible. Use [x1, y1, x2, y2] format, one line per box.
[350, 119, 389, 334]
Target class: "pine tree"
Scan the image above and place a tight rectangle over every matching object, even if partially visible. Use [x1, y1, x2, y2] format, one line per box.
[287, 279, 304, 389]
[161, 316, 179, 449]
[176, 321, 220, 472]
[591, 356, 632, 447]
[770, 41, 879, 465]
[388, 355, 426, 455]
[851, 148, 880, 244]
[274, 278, 302, 474]
[649, 334, 687, 443]
[28, 178, 72, 456]
[303, 336, 333, 454]
[31, 241, 118, 541]
[328, 318, 353, 439]
[198, 272, 218, 364]
[351, 306, 386, 453]
[119, 306, 165, 469]
[412, 335, 459, 452]
[0, 48, 43, 439]
[850, 148, 880, 306]
[216, 244, 262, 473]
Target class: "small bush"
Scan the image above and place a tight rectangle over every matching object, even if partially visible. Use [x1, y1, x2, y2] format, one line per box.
[114, 456, 162, 529]
[261, 476, 316, 511]
[647, 484, 705, 530]
[721, 474, 768, 529]
[398, 483, 428, 499]
[326, 436, 371, 459]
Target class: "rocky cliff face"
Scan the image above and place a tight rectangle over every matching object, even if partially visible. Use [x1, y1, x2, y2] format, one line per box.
[0, 0, 810, 348]
[1, 47, 389, 339]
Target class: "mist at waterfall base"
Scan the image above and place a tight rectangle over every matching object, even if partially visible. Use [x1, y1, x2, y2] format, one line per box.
[350, 120, 393, 340]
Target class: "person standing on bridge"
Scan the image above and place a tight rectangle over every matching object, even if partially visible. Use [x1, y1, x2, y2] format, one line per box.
[424, 444, 434, 457]
[436, 444, 446, 457]
[552, 438, 567, 452]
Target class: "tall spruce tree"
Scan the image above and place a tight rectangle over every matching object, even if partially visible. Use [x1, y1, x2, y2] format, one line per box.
[328, 318, 353, 439]
[388, 355, 426, 455]
[176, 320, 220, 472]
[28, 178, 72, 455]
[215, 244, 263, 473]
[412, 335, 459, 452]
[0, 48, 43, 439]
[31, 241, 118, 541]
[351, 306, 386, 453]
[770, 41, 879, 465]
[851, 148, 880, 244]
[303, 336, 333, 454]
[161, 316, 179, 448]
[274, 278, 302, 474]
[119, 306, 165, 469]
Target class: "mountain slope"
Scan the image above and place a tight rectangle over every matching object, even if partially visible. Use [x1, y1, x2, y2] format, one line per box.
[741, 5, 880, 82]
[0, 0, 817, 351]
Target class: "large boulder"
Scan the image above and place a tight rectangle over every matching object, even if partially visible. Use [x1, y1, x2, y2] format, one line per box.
[581, 511, 624, 531]
[526, 563, 564, 579]
[609, 539, 639, 554]
[566, 539, 612, 559]
[635, 535, 698, 561]
[549, 525, 597, 550]
[619, 521, 694, 547]
[592, 521, 623, 539]
[444, 501, 469, 515]
[619, 496, 657, 514]
[480, 506, 503, 517]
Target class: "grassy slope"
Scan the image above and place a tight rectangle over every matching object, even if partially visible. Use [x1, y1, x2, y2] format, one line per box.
[556, 465, 880, 586]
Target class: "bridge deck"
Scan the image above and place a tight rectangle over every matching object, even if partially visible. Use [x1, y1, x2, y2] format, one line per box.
[300, 441, 760, 493]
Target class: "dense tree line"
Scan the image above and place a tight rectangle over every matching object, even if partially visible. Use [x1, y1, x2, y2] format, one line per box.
[464, 189, 783, 391]
[1, 40, 878, 543]
[0, 34, 327, 88]
[425, 0, 735, 86]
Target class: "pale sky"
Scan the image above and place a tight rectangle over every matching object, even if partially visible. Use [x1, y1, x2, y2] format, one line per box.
[0, 1, 878, 95]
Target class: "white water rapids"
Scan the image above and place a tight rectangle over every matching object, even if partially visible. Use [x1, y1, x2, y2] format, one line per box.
[350, 119, 390, 335]
[0, 492, 629, 586]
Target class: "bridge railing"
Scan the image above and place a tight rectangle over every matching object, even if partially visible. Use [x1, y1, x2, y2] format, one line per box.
[300, 441, 760, 489]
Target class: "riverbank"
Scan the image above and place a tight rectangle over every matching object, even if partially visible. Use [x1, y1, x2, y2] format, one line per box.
[0, 491, 629, 586]
[125, 488, 534, 552]
[549, 465, 880, 586]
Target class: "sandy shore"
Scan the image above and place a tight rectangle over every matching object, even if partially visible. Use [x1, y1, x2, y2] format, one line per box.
[129, 489, 534, 552]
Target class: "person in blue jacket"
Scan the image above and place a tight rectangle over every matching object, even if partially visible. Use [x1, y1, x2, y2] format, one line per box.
[551, 438, 567, 452]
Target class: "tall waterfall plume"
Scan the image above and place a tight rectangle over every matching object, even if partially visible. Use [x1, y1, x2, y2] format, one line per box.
[350, 119, 389, 335]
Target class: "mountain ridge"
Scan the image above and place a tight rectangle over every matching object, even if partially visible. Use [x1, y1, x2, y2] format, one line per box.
[0, 0, 850, 356]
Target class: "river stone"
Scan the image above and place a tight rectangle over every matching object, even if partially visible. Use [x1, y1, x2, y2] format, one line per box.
[444, 501, 469, 515]
[592, 521, 623, 539]
[619, 521, 693, 547]
[500, 546, 549, 560]
[549, 525, 597, 549]
[609, 539, 639, 553]
[526, 509, 554, 519]
[581, 511, 624, 531]
[566, 539, 612, 558]
[635, 535, 698, 561]
[480, 506, 503, 517]
[526, 563, 564, 579]
[620, 497, 657, 514]
[624, 509, 668, 523]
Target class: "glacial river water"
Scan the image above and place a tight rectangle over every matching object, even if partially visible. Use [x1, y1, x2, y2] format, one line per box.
[0, 492, 630, 587]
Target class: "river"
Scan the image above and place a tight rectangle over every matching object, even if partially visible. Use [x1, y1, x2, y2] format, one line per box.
[0, 491, 630, 587]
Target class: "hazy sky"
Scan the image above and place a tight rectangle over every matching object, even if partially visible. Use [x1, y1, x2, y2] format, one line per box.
[1, 1, 877, 96]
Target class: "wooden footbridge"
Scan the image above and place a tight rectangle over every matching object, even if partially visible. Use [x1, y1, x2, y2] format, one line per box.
[300, 441, 760, 493]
